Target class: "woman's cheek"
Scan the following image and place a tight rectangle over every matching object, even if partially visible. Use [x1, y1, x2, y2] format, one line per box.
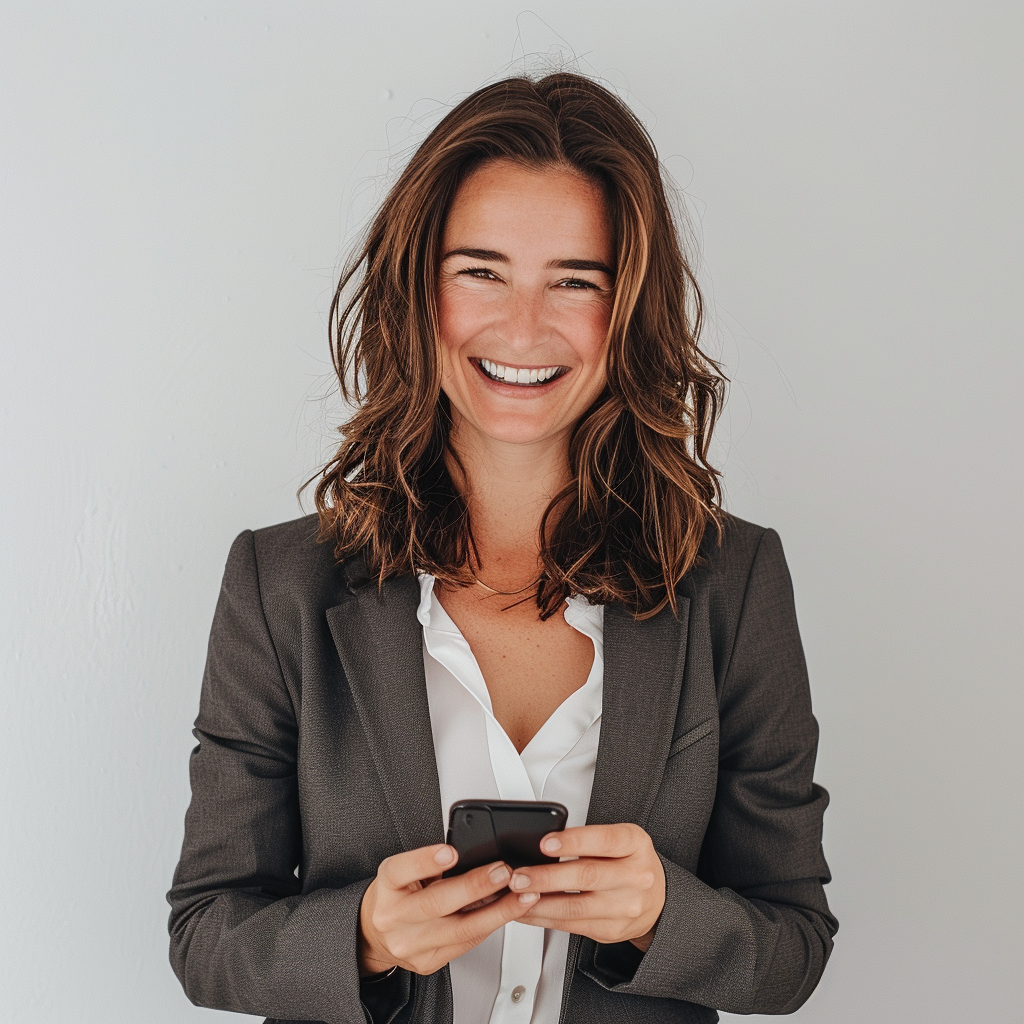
[552, 299, 611, 359]
[438, 293, 489, 363]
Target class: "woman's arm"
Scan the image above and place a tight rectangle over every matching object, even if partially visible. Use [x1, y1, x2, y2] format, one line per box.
[580, 528, 837, 1013]
[167, 531, 407, 1024]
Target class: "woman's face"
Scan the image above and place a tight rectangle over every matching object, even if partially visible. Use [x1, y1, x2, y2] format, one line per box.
[437, 158, 615, 453]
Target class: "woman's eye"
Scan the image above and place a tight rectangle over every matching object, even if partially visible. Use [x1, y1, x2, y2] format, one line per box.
[559, 277, 599, 290]
[457, 267, 498, 280]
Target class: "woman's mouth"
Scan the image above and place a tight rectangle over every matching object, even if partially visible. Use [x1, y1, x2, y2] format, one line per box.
[472, 358, 570, 387]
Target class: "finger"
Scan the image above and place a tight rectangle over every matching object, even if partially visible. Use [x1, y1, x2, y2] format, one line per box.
[540, 823, 646, 860]
[409, 888, 539, 968]
[438, 889, 540, 955]
[377, 844, 459, 892]
[517, 891, 616, 927]
[460, 892, 503, 912]
[510, 856, 637, 895]
[407, 860, 513, 922]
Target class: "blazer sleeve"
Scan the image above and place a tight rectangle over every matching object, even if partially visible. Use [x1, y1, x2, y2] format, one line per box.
[166, 530, 410, 1024]
[581, 528, 838, 1013]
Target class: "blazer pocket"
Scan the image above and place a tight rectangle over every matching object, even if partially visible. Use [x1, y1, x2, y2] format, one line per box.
[666, 717, 715, 759]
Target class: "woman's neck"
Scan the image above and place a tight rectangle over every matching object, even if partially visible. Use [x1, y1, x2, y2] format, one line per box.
[447, 424, 570, 585]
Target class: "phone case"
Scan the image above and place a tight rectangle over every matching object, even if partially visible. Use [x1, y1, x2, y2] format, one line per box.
[443, 799, 568, 877]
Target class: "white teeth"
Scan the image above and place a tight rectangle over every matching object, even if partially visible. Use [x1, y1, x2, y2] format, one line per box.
[479, 360, 562, 384]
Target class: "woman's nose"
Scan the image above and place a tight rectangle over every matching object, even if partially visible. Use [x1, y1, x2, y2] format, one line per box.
[496, 286, 548, 352]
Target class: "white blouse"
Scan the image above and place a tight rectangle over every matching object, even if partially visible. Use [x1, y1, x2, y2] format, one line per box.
[416, 575, 605, 1024]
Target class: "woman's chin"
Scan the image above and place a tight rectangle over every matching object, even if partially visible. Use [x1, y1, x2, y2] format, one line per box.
[460, 413, 568, 449]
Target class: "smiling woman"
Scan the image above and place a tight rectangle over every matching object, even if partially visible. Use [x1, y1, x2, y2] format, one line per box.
[168, 72, 836, 1024]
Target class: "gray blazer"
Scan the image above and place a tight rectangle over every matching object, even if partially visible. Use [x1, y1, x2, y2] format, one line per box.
[167, 513, 836, 1024]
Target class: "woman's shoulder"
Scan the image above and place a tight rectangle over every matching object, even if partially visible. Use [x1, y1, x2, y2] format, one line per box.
[698, 509, 775, 568]
[680, 512, 802, 685]
[248, 512, 328, 566]
[685, 510, 793, 610]
[229, 513, 363, 610]
[708, 510, 771, 556]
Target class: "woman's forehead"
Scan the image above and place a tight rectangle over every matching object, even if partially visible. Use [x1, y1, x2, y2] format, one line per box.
[443, 159, 612, 262]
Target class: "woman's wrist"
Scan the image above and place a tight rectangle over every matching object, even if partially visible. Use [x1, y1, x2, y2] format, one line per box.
[358, 883, 397, 977]
[358, 938, 397, 978]
[361, 963, 399, 983]
[357, 928, 397, 977]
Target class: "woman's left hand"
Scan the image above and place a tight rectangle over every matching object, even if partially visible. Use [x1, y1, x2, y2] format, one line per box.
[511, 823, 666, 951]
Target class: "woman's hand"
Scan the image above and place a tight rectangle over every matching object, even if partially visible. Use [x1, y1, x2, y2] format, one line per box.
[511, 823, 666, 951]
[358, 844, 540, 977]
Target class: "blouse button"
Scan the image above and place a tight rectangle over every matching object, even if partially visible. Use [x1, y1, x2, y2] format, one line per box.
[511, 985, 526, 1003]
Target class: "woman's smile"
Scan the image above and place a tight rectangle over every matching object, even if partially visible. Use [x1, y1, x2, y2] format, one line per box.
[471, 357, 571, 388]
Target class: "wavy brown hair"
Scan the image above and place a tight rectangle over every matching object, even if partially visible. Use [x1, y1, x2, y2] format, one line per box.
[312, 72, 726, 620]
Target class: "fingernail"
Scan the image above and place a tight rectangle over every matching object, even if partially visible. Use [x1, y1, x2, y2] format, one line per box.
[510, 872, 530, 890]
[519, 892, 539, 905]
[489, 864, 511, 885]
[542, 836, 561, 853]
[434, 846, 455, 866]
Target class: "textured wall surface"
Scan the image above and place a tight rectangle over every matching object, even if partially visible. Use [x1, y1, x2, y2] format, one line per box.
[2, 2, 1021, 1021]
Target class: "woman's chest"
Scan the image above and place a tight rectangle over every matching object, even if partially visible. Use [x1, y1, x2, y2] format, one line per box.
[434, 587, 595, 753]
[305, 579, 722, 886]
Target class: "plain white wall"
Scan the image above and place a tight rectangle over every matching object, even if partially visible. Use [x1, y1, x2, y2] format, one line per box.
[2, 2, 1021, 1020]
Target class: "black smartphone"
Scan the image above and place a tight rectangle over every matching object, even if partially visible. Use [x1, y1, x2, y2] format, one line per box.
[442, 799, 569, 878]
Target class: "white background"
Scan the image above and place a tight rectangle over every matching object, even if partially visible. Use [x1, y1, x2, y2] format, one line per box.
[2, 2, 1021, 1021]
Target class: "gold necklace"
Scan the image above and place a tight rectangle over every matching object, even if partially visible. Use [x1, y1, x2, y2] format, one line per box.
[470, 571, 543, 597]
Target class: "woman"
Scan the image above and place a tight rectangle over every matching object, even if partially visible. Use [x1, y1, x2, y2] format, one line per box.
[168, 73, 836, 1024]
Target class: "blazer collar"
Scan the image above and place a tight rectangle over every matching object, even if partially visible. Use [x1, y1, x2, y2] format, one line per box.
[327, 561, 690, 846]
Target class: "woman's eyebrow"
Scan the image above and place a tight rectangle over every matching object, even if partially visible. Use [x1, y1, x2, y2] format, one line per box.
[442, 247, 507, 262]
[441, 248, 613, 277]
[549, 258, 614, 276]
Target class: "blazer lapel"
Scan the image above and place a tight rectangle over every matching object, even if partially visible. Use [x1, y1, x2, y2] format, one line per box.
[587, 598, 691, 829]
[325, 562, 690, 848]
[326, 571, 445, 853]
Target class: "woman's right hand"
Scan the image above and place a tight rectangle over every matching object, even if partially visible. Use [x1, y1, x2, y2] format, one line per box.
[358, 844, 539, 977]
